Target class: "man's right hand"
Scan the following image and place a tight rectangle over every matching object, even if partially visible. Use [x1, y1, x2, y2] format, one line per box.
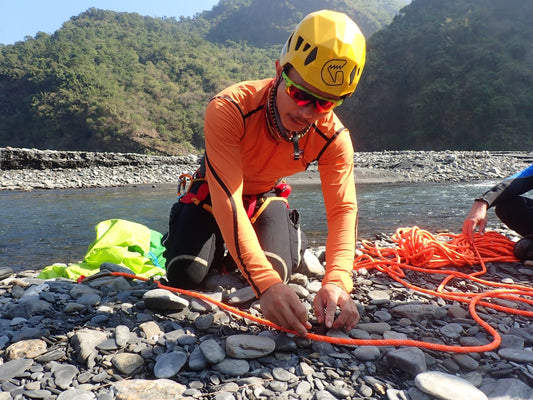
[260, 282, 312, 337]
[462, 200, 488, 243]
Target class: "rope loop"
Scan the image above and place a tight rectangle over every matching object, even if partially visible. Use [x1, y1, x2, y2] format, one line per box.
[87, 226, 532, 353]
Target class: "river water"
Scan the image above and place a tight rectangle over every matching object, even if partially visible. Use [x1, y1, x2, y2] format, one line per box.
[1, 181, 501, 272]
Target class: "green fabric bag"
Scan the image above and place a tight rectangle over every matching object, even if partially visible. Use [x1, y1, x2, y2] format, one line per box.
[39, 219, 166, 280]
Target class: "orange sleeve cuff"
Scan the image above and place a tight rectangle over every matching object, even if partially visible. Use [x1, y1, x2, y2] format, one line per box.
[322, 267, 354, 294]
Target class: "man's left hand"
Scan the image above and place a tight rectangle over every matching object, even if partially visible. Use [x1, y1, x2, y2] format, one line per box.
[313, 283, 359, 331]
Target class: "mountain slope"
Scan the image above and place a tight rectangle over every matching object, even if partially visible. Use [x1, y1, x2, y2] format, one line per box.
[342, 0, 533, 151]
[203, 0, 407, 46]
[0, 0, 404, 155]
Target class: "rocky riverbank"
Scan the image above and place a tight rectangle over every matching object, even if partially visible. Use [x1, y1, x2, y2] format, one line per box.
[1, 147, 533, 399]
[1, 147, 533, 190]
[1, 249, 533, 400]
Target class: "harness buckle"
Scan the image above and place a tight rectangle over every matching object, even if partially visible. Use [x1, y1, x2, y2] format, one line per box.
[177, 174, 193, 197]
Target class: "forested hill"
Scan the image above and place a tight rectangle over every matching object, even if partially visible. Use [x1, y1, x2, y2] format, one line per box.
[2, 0, 532, 155]
[343, 0, 533, 151]
[0, 0, 405, 155]
[202, 0, 409, 47]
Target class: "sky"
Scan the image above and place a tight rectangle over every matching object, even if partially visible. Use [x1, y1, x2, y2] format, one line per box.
[0, 0, 221, 45]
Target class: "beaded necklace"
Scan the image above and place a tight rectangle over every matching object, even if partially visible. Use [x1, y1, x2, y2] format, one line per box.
[265, 77, 310, 160]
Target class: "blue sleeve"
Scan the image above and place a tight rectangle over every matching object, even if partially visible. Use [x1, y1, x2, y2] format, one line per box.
[479, 163, 533, 207]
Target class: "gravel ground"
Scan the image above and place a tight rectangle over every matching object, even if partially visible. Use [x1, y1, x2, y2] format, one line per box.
[1, 148, 533, 191]
[1, 148, 533, 400]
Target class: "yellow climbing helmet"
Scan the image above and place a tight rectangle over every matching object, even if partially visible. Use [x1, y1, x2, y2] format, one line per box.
[280, 9, 366, 98]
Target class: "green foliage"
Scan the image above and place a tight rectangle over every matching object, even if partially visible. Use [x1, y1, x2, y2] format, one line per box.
[344, 0, 533, 151]
[0, 0, 402, 154]
[203, 0, 407, 46]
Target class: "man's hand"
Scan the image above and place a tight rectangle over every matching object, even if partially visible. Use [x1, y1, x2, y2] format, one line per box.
[462, 200, 488, 243]
[314, 283, 359, 331]
[260, 283, 312, 337]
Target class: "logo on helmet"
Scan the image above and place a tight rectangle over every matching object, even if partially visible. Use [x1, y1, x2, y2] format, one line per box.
[321, 60, 347, 87]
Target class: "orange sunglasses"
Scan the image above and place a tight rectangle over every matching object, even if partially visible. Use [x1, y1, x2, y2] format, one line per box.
[282, 71, 343, 113]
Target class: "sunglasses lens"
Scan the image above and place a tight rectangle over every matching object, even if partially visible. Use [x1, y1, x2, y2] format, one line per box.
[286, 85, 313, 106]
[315, 100, 336, 113]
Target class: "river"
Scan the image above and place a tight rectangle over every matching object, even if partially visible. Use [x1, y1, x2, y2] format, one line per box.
[1, 180, 500, 272]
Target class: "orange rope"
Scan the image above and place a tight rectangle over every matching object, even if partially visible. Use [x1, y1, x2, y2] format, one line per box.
[100, 227, 532, 353]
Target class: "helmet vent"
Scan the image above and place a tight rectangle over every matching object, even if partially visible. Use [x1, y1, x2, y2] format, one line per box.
[304, 47, 317, 66]
[349, 67, 356, 85]
[294, 36, 304, 51]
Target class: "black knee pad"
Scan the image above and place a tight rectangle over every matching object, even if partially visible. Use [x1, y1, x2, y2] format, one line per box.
[513, 234, 533, 261]
[163, 202, 224, 288]
[495, 196, 533, 237]
[252, 198, 307, 282]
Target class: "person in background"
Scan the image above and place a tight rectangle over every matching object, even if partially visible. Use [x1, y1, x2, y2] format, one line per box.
[462, 163, 533, 261]
[163, 10, 366, 336]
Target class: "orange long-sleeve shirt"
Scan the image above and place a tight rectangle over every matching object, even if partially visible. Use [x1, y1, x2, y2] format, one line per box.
[204, 78, 357, 297]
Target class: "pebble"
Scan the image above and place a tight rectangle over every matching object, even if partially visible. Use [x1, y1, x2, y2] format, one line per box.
[480, 378, 533, 399]
[225, 335, 275, 359]
[200, 338, 226, 364]
[498, 347, 533, 363]
[386, 347, 427, 376]
[153, 351, 188, 378]
[440, 323, 464, 339]
[415, 371, 488, 400]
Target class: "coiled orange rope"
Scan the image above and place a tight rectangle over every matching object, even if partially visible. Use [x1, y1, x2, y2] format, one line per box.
[102, 227, 533, 353]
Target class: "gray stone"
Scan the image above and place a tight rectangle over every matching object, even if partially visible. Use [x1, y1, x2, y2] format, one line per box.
[71, 329, 107, 364]
[0, 358, 33, 383]
[195, 314, 215, 330]
[56, 389, 96, 400]
[213, 359, 250, 376]
[315, 389, 338, 399]
[226, 286, 256, 305]
[24, 389, 53, 399]
[274, 334, 297, 352]
[76, 293, 101, 306]
[188, 347, 208, 371]
[353, 346, 381, 361]
[110, 379, 186, 399]
[499, 334, 525, 349]
[268, 380, 288, 392]
[154, 351, 188, 378]
[415, 371, 488, 400]
[96, 338, 120, 351]
[272, 367, 296, 382]
[0, 267, 14, 280]
[498, 348, 533, 363]
[451, 354, 479, 371]
[69, 285, 101, 299]
[357, 322, 391, 334]
[200, 338, 226, 364]
[440, 323, 464, 339]
[115, 325, 130, 348]
[51, 363, 79, 390]
[480, 378, 533, 399]
[225, 335, 275, 359]
[5, 299, 53, 318]
[111, 353, 145, 375]
[386, 347, 427, 376]
[368, 290, 391, 302]
[301, 249, 326, 277]
[143, 288, 189, 310]
[392, 304, 446, 320]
